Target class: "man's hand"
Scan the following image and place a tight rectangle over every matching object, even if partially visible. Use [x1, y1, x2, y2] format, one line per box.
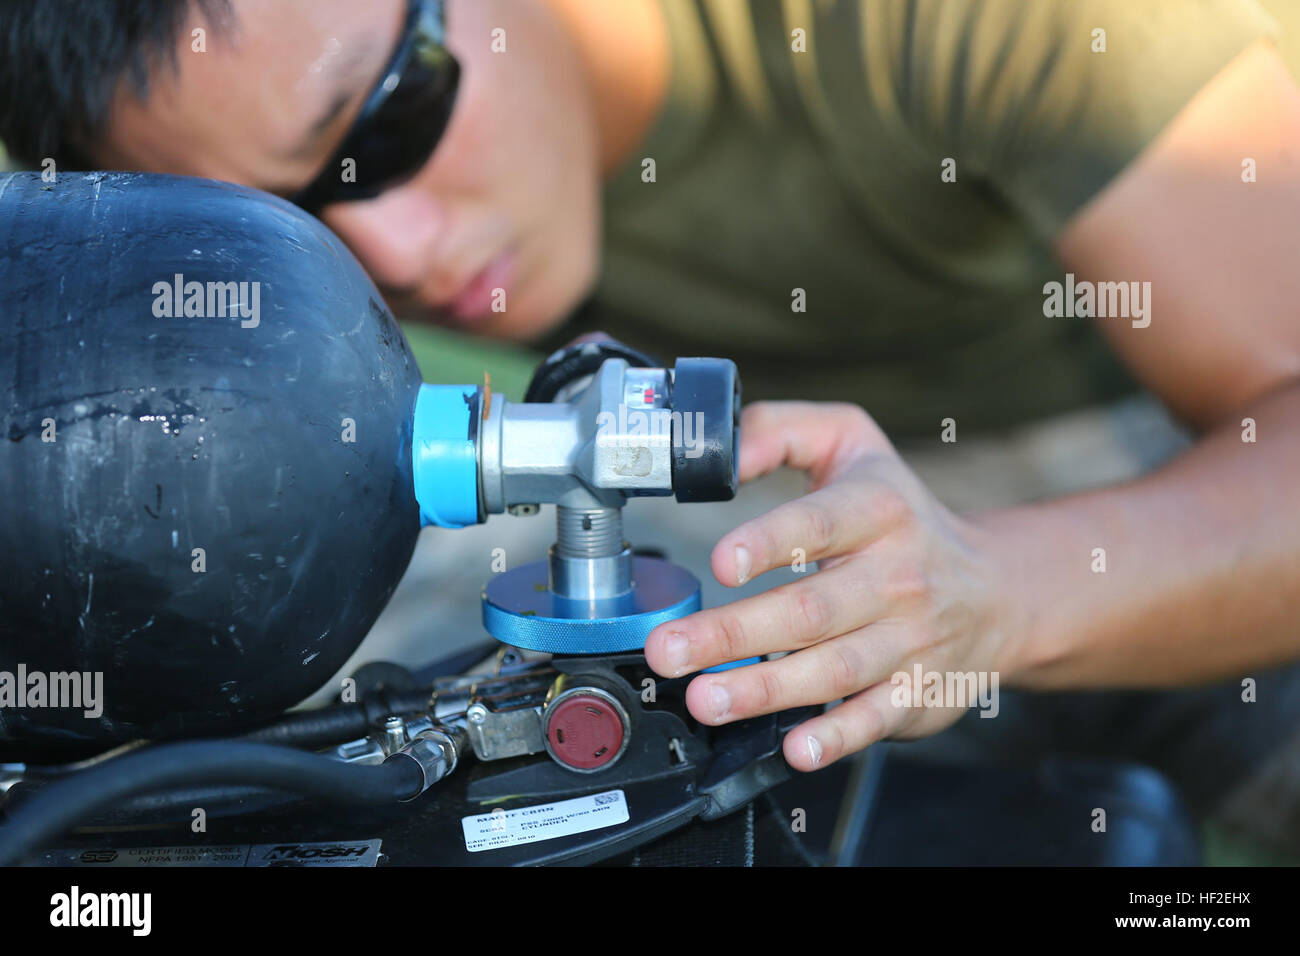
[644, 401, 1017, 772]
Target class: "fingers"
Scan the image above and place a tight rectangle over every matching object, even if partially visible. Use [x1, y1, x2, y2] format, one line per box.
[782, 681, 908, 772]
[738, 401, 891, 486]
[711, 479, 911, 586]
[681, 625, 901, 725]
[645, 560, 884, 676]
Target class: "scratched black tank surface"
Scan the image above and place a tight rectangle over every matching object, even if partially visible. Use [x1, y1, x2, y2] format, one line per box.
[0, 172, 423, 743]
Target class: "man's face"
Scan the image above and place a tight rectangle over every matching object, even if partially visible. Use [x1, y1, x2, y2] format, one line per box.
[96, 0, 601, 339]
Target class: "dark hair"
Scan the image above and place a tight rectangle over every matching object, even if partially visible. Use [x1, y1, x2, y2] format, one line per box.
[0, 0, 230, 168]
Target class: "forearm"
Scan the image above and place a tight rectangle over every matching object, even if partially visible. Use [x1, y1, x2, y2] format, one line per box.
[980, 380, 1300, 689]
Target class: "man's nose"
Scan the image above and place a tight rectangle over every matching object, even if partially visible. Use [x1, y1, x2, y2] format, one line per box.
[319, 188, 444, 293]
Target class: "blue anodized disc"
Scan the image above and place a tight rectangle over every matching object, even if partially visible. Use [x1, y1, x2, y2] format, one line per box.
[481, 556, 701, 654]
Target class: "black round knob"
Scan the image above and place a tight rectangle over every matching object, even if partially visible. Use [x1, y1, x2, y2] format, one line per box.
[671, 358, 741, 502]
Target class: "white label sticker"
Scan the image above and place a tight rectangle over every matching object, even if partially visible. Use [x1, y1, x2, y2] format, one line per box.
[462, 790, 630, 853]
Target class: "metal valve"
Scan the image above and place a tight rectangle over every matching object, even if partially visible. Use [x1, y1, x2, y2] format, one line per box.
[409, 338, 742, 655]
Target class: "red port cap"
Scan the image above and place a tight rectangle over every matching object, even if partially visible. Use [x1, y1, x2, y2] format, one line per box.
[546, 694, 626, 770]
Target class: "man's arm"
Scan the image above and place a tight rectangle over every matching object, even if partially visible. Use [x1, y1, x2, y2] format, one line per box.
[997, 39, 1300, 687]
[644, 40, 1300, 770]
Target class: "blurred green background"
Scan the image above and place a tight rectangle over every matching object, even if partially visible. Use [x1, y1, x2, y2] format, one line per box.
[400, 320, 540, 399]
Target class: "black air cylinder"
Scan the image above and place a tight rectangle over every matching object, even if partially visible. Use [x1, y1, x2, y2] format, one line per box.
[0, 173, 425, 743]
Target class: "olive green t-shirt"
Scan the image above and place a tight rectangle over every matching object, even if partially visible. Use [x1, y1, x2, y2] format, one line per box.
[555, 0, 1278, 437]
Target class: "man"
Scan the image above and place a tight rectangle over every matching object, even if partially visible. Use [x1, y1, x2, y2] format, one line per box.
[4, 0, 1300, 844]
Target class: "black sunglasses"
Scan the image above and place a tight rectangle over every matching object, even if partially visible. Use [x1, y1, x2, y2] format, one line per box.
[293, 0, 460, 214]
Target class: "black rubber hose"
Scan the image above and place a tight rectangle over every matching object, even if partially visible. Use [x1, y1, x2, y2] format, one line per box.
[240, 690, 435, 748]
[240, 707, 372, 747]
[3, 779, 303, 828]
[0, 740, 423, 865]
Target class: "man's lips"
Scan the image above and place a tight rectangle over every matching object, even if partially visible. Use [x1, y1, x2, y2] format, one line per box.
[447, 250, 517, 322]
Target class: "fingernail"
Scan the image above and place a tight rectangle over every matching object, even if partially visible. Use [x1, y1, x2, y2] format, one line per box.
[709, 683, 731, 721]
[807, 735, 822, 769]
[664, 630, 690, 673]
[734, 545, 751, 586]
